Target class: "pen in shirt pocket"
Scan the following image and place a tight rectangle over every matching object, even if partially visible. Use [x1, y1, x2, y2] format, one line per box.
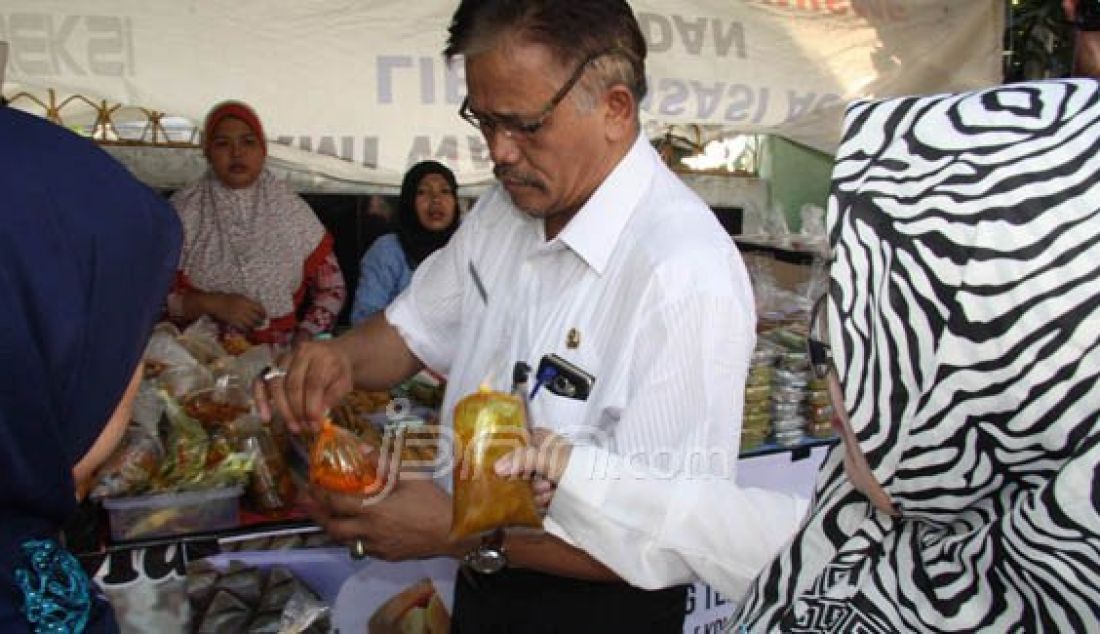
[468, 260, 489, 305]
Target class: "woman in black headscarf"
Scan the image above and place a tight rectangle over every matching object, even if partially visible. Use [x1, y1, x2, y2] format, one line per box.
[0, 107, 181, 632]
[350, 161, 460, 324]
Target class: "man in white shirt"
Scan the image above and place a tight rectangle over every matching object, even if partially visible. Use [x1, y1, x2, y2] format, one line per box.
[258, 0, 755, 630]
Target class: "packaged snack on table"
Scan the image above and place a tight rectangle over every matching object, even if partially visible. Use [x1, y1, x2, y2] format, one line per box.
[89, 424, 164, 499]
[232, 416, 296, 512]
[182, 382, 251, 429]
[450, 387, 541, 540]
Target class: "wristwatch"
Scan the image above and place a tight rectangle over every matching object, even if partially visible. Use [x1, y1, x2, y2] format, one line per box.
[462, 529, 507, 574]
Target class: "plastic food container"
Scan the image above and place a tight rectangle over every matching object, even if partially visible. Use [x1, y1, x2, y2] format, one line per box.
[102, 486, 243, 542]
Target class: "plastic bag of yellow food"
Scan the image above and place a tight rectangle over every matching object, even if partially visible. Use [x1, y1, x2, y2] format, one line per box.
[309, 419, 381, 494]
[450, 388, 542, 539]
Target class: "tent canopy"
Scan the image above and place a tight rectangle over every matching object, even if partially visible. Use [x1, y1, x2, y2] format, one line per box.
[1, 0, 1003, 189]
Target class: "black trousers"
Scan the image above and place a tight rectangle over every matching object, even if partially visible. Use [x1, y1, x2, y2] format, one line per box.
[451, 567, 689, 633]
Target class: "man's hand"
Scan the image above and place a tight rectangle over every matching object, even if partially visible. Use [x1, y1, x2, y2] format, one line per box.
[494, 428, 573, 508]
[306, 477, 463, 562]
[254, 339, 355, 431]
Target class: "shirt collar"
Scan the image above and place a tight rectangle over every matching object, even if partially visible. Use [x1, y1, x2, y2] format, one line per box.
[555, 133, 655, 275]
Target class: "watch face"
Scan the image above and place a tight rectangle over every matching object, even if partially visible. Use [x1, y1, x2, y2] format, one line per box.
[465, 546, 507, 574]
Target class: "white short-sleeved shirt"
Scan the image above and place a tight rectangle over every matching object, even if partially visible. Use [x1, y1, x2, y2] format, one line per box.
[386, 134, 755, 482]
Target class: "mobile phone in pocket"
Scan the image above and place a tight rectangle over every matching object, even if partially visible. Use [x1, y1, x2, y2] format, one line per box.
[534, 354, 595, 401]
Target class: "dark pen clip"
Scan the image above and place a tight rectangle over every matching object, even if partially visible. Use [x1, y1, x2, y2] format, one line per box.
[468, 260, 489, 305]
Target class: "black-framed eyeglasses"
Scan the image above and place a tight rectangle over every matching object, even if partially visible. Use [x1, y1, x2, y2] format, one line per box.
[807, 294, 834, 380]
[458, 47, 625, 140]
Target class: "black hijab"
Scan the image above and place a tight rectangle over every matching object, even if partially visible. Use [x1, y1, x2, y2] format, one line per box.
[395, 160, 460, 268]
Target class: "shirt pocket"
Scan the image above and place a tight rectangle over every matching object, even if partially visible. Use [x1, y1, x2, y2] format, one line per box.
[527, 349, 600, 437]
[529, 389, 591, 436]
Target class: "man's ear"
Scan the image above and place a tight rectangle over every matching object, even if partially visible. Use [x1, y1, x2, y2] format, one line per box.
[602, 84, 637, 143]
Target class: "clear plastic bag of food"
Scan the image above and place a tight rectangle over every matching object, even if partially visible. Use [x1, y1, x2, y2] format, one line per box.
[309, 419, 381, 494]
[89, 423, 164, 499]
[450, 388, 542, 540]
[155, 390, 254, 491]
[142, 323, 198, 377]
[178, 316, 229, 364]
[158, 363, 215, 399]
[231, 416, 296, 512]
[181, 379, 252, 429]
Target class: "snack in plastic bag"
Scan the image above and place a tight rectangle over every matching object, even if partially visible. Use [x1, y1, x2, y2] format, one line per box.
[178, 317, 229, 364]
[154, 390, 254, 491]
[182, 382, 251, 428]
[232, 416, 296, 512]
[450, 388, 542, 540]
[143, 323, 199, 373]
[309, 419, 381, 494]
[89, 424, 164, 499]
[220, 332, 251, 356]
[157, 363, 215, 398]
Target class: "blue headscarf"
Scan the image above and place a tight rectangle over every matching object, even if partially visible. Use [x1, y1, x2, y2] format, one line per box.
[0, 108, 182, 632]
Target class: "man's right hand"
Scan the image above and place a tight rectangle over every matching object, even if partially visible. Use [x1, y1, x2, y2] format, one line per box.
[200, 292, 266, 330]
[254, 339, 355, 432]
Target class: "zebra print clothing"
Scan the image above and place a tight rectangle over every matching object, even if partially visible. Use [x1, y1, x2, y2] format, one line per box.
[734, 79, 1100, 632]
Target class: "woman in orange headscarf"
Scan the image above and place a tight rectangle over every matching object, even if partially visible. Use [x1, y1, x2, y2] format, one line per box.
[166, 101, 345, 346]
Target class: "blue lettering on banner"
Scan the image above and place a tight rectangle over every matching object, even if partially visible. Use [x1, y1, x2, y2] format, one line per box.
[467, 135, 492, 171]
[637, 12, 747, 58]
[407, 135, 461, 166]
[0, 13, 134, 77]
[376, 55, 464, 105]
[273, 135, 379, 168]
[643, 79, 771, 124]
[377, 56, 414, 104]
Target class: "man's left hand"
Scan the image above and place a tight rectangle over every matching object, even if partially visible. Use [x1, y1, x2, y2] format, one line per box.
[305, 477, 459, 561]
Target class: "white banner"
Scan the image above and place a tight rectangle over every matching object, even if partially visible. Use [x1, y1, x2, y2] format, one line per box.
[0, 1, 1002, 187]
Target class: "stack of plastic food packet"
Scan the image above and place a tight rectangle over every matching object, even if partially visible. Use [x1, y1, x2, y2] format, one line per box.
[805, 376, 833, 438]
[772, 346, 809, 447]
[741, 343, 779, 451]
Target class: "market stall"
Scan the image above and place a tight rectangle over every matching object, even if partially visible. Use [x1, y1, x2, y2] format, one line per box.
[73, 297, 836, 631]
[1, 2, 1007, 632]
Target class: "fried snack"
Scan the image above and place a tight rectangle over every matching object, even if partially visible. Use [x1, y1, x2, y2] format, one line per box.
[343, 389, 393, 414]
[450, 388, 542, 539]
[183, 394, 249, 427]
[309, 419, 381, 494]
[220, 333, 251, 356]
[399, 425, 439, 463]
[368, 579, 449, 634]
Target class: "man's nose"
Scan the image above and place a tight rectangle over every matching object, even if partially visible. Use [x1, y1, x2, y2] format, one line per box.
[487, 128, 521, 165]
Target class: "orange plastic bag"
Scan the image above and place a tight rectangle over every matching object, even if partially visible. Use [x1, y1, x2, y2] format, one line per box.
[450, 388, 542, 539]
[309, 419, 381, 494]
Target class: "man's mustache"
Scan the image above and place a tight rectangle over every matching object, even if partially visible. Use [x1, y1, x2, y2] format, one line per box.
[494, 166, 545, 190]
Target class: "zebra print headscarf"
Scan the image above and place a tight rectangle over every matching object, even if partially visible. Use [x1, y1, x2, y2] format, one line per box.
[735, 79, 1100, 631]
